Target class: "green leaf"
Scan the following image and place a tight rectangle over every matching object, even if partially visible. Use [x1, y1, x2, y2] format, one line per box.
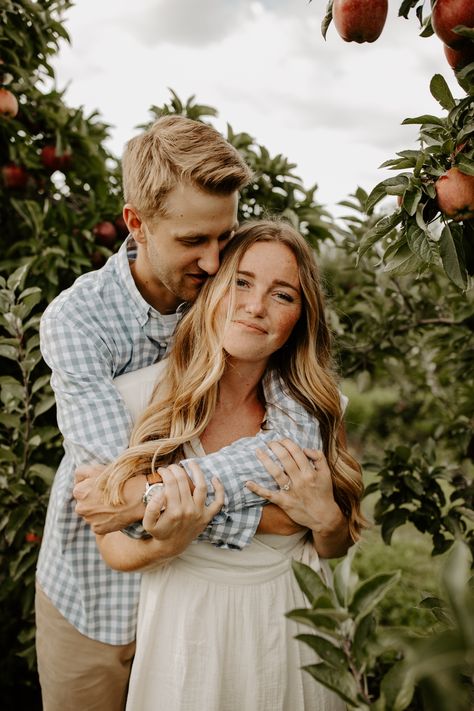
[402, 188, 422, 216]
[383, 244, 424, 277]
[430, 74, 456, 111]
[380, 508, 409, 544]
[303, 663, 359, 706]
[0, 345, 18, 360]
[349, 571, 401, 620]
[333, 544, 358, 607]
[321, 0, 333, 40]
[455, 155, 474, 176]
[291, 560, 330, 607]
[406, 225, 437, 264]
[7, 263, 30, 292]
[380, 660, 416, 711]
[31, 374, 51, 395]
[451, 25, 474, 40]
[439, 224, 468, 290]
[353, 614, 376, 666]
[28, 463, 55, 485]
[401, 115, 445, 127]
[34, 396, 56, 418]
[286, 608, 342, 630]
[358, 211, 403, 260]
[296, 634, 346, 668]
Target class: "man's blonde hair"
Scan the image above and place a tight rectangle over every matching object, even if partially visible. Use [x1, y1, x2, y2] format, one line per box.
[122, 115, 253, 219]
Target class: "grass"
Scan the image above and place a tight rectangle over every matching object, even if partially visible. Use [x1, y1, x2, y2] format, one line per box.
[351, 524, 446, 629]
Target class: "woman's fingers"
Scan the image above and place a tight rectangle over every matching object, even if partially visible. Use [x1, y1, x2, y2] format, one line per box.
[268, 439, 312, 474]
[245, 479, 278, 502]
[256, 447, 291, 490]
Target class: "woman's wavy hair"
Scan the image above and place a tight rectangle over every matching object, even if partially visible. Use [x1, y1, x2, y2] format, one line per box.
[103, 219, 366, 540]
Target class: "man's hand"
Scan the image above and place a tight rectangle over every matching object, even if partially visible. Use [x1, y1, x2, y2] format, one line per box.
[143, 461, 225, 555]
[73, 464, 145, 534]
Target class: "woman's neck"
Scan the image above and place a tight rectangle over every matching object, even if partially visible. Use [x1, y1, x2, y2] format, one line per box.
[200, 358, 267, 454]
[217, 358, 267, 410]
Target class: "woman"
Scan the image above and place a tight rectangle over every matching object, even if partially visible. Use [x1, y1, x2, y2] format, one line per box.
[97, 219, 365, 710]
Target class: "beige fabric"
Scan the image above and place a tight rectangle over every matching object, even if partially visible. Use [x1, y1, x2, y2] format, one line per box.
[125, 438, 345, 711]
[35, 583, 135, 711]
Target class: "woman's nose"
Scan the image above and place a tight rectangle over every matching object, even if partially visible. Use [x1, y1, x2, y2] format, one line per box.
[244, 294, 266, 316]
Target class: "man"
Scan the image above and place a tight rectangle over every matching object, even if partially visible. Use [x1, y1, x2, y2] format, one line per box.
[36, 115, 349, 711]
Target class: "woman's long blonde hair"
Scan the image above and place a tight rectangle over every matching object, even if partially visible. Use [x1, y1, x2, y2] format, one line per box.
[103, 219, 366, 540]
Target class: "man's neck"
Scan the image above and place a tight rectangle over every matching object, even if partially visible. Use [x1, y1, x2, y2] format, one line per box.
[129, 257, 180, 315]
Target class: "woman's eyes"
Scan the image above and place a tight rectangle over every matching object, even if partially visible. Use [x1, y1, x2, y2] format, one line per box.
[235, 278, 294, 303]
[275, 292, 294, 303]
[236, 278, 249, 288]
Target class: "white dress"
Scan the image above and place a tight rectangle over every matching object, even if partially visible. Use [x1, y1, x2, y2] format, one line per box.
[114, 363, 346, 711]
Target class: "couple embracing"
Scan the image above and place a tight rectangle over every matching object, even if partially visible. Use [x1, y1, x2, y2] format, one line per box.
[35, 115, 365, 711]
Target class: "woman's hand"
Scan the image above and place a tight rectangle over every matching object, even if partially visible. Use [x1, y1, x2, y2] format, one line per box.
[245, 439, 350, 557]
[143, 461, 225, 556]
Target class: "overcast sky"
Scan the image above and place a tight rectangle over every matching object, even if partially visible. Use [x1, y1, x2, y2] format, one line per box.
[52, 0, 459, 217]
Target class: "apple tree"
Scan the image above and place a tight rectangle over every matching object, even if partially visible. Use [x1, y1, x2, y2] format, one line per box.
[0, 1, 125, 705]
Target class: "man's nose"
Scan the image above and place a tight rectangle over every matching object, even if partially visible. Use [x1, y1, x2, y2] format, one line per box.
[197, 242, 221, 275]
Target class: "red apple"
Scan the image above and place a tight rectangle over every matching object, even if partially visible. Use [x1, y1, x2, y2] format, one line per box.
[41, 145, 72, 172]
[435, 167, 474, 221]
[114, 214, 129, 239]
[332, 0, 388, 43]
[90, 250, 107, 269]
[93, 221, 118, 248]
[0, 87, 18, 117]
[443, 41, 474, 71]
[2, 163, 28, 190]
[432, 0, 474, 49]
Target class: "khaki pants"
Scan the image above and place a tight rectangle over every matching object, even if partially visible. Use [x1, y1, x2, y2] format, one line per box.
[35, 583, 136, 711]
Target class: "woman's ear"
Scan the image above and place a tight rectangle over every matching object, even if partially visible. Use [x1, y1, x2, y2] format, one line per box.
[123, 205, 146, 244]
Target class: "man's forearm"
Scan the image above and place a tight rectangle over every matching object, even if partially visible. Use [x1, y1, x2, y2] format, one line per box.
[257, 504, 304, 535]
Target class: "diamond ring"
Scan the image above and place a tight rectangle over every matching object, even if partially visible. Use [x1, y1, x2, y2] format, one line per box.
[280, 481, 291, 491]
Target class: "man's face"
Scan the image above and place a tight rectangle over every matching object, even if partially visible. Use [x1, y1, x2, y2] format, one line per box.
[132, 183, 239, 313]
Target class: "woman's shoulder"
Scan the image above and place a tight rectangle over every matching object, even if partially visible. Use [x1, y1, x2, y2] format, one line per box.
[114, 359, 167, 389]
[114, 359, 168, 421]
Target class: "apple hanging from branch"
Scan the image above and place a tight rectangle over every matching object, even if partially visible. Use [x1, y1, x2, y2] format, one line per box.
[93, 221, 118, 248]
[435, 167, 474, 222]
[332, 0, 388, 43]
[41, 145, 72, 172]
[0, 87, 19, 117]
[431, 0, 474, 49]
[2, 163, 29, 190]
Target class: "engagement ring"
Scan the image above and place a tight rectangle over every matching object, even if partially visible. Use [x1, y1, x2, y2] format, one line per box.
[280, 481, 291, 491]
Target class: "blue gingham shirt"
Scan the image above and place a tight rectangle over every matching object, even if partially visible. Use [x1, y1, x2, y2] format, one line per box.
[37, 237, 329, 645]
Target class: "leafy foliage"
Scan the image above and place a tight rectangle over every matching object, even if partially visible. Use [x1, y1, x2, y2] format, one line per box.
[361, 76, 474, 290]
[291, 541, 474, 710]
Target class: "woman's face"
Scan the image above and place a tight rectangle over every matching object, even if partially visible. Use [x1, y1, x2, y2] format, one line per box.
[220, 241, 302, 366]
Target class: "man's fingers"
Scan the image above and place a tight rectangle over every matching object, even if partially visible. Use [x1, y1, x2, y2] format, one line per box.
[186, 461, 208, 507]
[74, 464, 105, 484]
[206, 477, 225, 518]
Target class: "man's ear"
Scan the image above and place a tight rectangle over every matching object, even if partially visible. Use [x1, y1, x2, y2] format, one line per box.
[123, 204, 146, 244]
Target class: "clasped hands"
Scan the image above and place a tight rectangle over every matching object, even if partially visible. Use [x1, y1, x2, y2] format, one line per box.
[73, 439, 341, 541]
